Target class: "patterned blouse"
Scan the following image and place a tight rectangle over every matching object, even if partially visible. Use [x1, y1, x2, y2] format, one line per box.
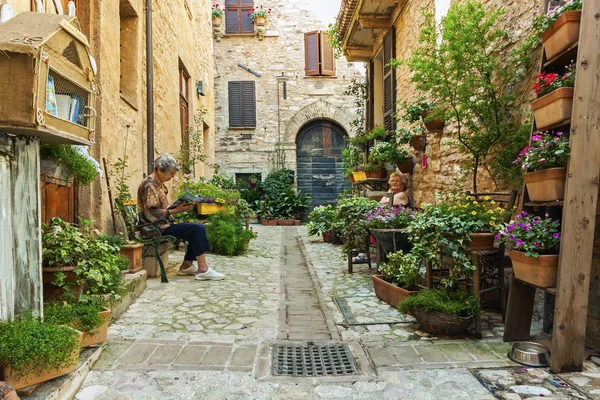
[137, 175, 172, 230]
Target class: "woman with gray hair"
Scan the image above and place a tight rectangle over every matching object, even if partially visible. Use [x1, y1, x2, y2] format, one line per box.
[137, 153, 224, 280]
[380, 172, 411, 207]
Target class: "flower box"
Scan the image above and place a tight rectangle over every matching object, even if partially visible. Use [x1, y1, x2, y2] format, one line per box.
[532, 87, 574, 130]
[120, 243, 144, 273]
[278, 219, 294, 226]
[524, 167, 566, 202]
[372, 275, 420, 308]
[510, 250, 559, 288]
[42, 266, 83, 301]
[467, 232, 496, 251]
[261, 218, 278, 226]
[81, 309, 112, 348]
[542, 11, 581, 60]
[365, 168, 387, 179]
[197, 203, 229, 215]
[352, 171, 367, 181]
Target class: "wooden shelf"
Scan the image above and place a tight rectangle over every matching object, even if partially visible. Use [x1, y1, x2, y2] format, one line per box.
[543, 42, 578, 68]
[514, 277, 556, 295]
[524, 200, 564, 207]
[535, 119, 571, 132]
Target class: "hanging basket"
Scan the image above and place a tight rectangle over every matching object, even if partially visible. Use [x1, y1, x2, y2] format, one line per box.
[411, 135, 427, 152]
[532, 87, 574, 130]
[396, 157, 414, 174]
[422, 110, 445, 133]
[524, 167, 566, 202]
[411, 309, 473, 336]
[510, 250, 559, 288]
[542, 10, 581, 60]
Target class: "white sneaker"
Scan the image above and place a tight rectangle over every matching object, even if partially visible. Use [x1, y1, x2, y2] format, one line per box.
[194, 267, 225, 281]
[177, 263, 198, 276]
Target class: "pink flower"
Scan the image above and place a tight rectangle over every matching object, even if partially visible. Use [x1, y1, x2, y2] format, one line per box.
[532, 134, 542, 141]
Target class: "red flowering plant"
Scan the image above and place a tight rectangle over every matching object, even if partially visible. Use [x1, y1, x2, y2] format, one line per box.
[512, 131, 570, 171]
[248, 5, 272, 21]
[532, 63, 576, 97]
[211, 3, 225, 19]
[495, 211, 561, 257]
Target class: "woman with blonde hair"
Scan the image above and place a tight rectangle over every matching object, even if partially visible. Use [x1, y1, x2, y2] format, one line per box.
[380, 172, 411, 207]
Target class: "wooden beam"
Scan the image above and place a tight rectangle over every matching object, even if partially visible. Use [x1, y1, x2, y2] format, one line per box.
[347, 48, 373, 60]
[358, 15, 392, 29]
[551, 0, 600, 373]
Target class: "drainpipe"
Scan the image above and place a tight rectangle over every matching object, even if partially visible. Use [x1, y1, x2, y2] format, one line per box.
[146, 0, 154, 175]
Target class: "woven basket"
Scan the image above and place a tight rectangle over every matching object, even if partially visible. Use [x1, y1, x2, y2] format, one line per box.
[369, 228, 412, 255]
[412, 308, 473, 336]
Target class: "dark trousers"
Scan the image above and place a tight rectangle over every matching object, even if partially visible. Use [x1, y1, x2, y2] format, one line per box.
[162, 223, 211, 262]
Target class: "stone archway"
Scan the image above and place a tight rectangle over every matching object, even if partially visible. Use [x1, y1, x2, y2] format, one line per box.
[283, 100, 355, 144]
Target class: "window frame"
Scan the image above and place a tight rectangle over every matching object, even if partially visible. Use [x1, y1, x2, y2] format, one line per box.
[228, 81, 256, 129]
[304, 31, 336, 77]
[225, 0, 254, 35]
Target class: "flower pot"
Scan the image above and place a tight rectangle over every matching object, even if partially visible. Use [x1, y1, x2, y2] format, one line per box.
[396, 157, 414, 174]
[365, 168, 387, 179]
[524, 167, 566, 202]
[81, 309, 112, 348]
[467, 232, 496, 251]
[372, 275, 420, 308]
[120, 243, 144, 273]
[509, 250, 559, 288]
[322, 231, 333, 243]
[1, 328, 83, 390]
[369, 228, 412, 256]
[411, 135, 427, 152]
[250, 178, 257, 184]
[412, 308, 473, 336]
[293, 219, 301, 226]
[197, 203, 228, 215]
[423, 111, 445, 133]
[542, 11, 581, 60]
[261, 218, 278, 226]
[348, 174, 356, 183]
[42, 267, 84, 301]
[352, 171, 367, 182]
[254, 15, 266, 26]
[332, 230, 343, 245]
[212, 17, 223, 41]
[278, 219, 294, 226]
[532, 87, 574, 130]
[254, 16, 266, 40]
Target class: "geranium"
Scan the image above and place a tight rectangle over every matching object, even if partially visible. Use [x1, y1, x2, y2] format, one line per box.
[532, 0, 582, 35]
[365, 205, 418, 230]
[495, 211, 561, 257]
[248, 5, 272, 21]
[513, 131, 570, 171]
[211, 3, 225, 19]
[532, 63, 576, 97]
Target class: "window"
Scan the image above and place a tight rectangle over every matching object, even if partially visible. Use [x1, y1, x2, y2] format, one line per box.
[228, 81, 256, 128]
[179, 63, 190, 170]
[225, 0, 253, 34]
[304, 31, 336, 77]
[119, 0, 139, 105]
[382, 29, 396, 132]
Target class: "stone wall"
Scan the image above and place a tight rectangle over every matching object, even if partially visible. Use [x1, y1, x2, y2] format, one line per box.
[390, 0, 544, 206]
[212, 0, 363, 179]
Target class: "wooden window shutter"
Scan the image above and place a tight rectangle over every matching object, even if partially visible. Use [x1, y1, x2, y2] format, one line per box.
[304, 31, 319, 76]
[226, 0, 254, 34]
[319, 32, 336, 76]
[226, 9, 240, 34]
[241, 81, 256, 127]
[228, 82, 243, 127]
[382, 28, 396, 133]
[241, 0, 253, 33]
[366, 61, 374, 131]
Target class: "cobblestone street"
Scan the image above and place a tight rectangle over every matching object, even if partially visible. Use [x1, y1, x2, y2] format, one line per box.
[72, 225, 600, 399]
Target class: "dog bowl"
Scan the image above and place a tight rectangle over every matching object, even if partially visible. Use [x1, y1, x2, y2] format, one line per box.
[507, 341, 551, 367]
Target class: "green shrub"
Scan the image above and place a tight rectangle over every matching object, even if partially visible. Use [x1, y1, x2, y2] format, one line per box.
[398, 289, 480, 318]
[0, 318, 80, 378]
[206, 214, 257, 256]
[40, 144, 99, 185]
[44, 297, 106, 334]
[262, 169, 293, 203]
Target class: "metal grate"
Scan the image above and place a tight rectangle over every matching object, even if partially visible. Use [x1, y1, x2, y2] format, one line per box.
[272, 343, 358, 377]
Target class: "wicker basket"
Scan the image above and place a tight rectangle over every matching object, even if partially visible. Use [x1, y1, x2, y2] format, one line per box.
[412, 309, 473, 336]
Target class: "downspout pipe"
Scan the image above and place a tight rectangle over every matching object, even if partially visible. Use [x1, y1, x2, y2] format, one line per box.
[146, 0, 154, 175]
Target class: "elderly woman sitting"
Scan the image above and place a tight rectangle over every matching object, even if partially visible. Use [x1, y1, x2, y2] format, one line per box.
[379, 172, 411, 207]
[137, 153, 224, 281]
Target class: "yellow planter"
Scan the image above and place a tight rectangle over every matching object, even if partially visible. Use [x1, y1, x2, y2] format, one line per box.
[197, 203, 228, 214]
[352, 171, 367, 182]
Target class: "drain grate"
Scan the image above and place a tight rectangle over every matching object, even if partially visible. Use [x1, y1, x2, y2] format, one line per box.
[272, 343, 358, 376]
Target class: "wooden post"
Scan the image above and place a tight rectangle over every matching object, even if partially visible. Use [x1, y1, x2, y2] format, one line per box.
[551, 0, 600, 373]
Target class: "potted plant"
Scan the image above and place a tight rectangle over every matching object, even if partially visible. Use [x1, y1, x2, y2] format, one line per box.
[495, 211, 561, 287]
[173, 175, 240, 215]
[255, 199, 278, 225]
[342, 146, 363, 183]
[513, 131, 570, 201]
[366, 205, 417, 256]
[399, 289, 480, 336]
[40, 144, 100, 186]
[335, 197, 379, 258]
[531, 63, 576, 129]
[373, 251, 423, 307]
[533, 0, 582, 60]
[368, 141, 409, 172]
[249, 5, 272, 40]
[307, 204, 336, 242]
[0, 318, 82, 389]
[211, 3, 225, 41]
[44, 297, 111, 348]
[205, 213, 258, 255]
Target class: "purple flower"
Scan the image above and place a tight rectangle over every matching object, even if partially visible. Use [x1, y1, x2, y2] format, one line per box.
[533, 219, 540, 225]
[553, 233, 560, 239]
[521, 211, 528, 216]
[546, 142, 551, 147]
[523, 224, 531, 231]
[534, 242, 540, 248]
[540, 158, 546, 163]
[495, 233, 501, 241]
[516, 239, 524, 246]
[509, 234, 515, 241]
[556, 131, 563, 136]
[532, 134, 542, 141]
[508, 223, 515, 231]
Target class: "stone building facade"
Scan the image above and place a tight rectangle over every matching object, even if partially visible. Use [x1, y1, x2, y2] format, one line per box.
[212, 0, 363, 207]
[2, 0, 216, 231]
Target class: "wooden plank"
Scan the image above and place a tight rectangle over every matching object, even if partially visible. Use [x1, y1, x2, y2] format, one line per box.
[551, 0, 600, 373]
[503, 279, 536, 342]
[0, 136, 15, 321]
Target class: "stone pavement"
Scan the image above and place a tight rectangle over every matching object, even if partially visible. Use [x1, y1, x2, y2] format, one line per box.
[72, 225, 600, 400]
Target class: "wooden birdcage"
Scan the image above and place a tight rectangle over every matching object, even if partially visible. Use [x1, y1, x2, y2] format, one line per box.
[0, 12, 96, 145]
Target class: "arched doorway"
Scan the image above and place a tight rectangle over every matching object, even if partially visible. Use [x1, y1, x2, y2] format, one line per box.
[296, 120, 350, 213]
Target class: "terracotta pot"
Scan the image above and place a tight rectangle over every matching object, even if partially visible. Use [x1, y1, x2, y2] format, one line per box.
[293, 219, 301, 226]
[467, 232, 496, 251]
[323, 231, 333, 243]
[254, 15, 266, 26]
[1, 328, 82, 390]
[542, 11, 581, 60]
[532, 87, 574, 130]
[120, 243, 144, 273]
[422, 110, 445, 133]
[396, 157, 414, 174]
[278, 219, 294, 226]
[510, 250, 559, 288]
[42, 267, 84, 301]
[348, 174, 356, 183]
[411, 135, 427, 152]
[365, 168, 387, 179]
[81, 309, 112, 347]
[212, 16, 222, 25]
[372, 275, 420, 308]
[524, 167, 566, 202]
[261, 219, 279, 226]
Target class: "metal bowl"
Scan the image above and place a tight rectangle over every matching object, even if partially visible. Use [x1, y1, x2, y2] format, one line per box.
[507, 341, 551, 367]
